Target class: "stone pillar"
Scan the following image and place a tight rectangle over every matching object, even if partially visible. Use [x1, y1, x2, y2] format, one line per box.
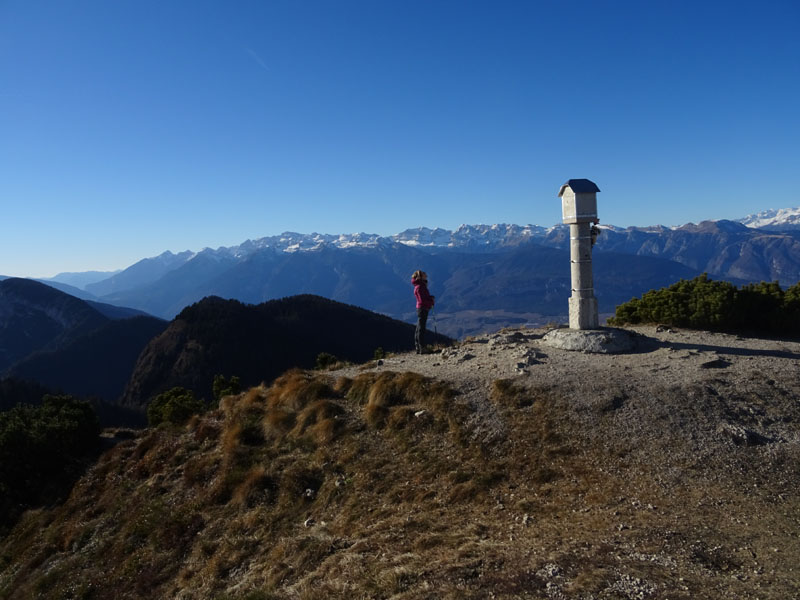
[558, 179, 600, 330]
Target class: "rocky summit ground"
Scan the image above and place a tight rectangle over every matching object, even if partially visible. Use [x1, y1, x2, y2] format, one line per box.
[334, 324, 800, 598]
[1, 325, 799, 599]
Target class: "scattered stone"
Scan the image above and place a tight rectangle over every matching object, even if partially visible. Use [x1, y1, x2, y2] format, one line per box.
[537, 563, 562, 578]
[607, 573, 657, 598]
[516, 348, 540, 365]
[457, 353, 476, 363]
[489, 331, 529, 346]
[717, 423, 771, 446]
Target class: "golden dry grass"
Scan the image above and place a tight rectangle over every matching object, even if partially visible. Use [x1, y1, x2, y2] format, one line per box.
[1, 367, 799, 600]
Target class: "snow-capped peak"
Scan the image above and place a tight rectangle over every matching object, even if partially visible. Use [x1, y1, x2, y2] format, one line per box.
[738, 207, 800, 230]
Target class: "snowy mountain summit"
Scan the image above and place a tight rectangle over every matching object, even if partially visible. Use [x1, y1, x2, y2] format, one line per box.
[392, 224, 549, 249]
[738, 207, 800, 231]
[189, 208, 800, 260]
[215, 223, 554, 257]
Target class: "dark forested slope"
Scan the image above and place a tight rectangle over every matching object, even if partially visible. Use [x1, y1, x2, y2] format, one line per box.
[121, 294, 452, 408]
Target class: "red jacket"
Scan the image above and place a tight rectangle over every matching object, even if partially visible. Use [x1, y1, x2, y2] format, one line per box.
[412, 278, 435, 310]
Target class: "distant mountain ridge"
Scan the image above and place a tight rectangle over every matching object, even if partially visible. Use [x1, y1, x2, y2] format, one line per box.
[10, 208, 800, 337]
[0, 278, 167, 406]
[0, 278, 109, 372]
[44, 270, 120, 290]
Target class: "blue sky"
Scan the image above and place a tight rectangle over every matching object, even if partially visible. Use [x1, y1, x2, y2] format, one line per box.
[1, 0, 798, 277]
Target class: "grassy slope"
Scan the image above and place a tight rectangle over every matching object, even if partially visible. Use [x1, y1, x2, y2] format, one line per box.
[1, 366, 798, 599]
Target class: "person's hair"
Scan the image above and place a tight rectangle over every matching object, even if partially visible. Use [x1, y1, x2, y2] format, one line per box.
[412, 270, 427, 283]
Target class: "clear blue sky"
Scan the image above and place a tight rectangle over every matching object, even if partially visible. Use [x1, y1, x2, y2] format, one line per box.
[2, 0, 798, 278]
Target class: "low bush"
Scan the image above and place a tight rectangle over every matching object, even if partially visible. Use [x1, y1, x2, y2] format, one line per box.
[147, 387, 205, 427]
[212, 374, 242, 406]
[314, 352, 339, 370]
[609, 274, 800, 334]
[0, 395, 100, 531]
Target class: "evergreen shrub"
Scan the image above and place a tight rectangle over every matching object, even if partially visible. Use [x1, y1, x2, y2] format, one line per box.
[0, 395, 100, 530]
[608, 274, 800, 334]
[147, 388, 205, 427]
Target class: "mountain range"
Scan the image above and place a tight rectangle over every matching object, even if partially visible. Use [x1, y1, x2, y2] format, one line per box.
[10, 208, 797, 338]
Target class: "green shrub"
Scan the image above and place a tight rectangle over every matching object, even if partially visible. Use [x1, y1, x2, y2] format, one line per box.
[213, 374, 242, 405]
[0, 395, 100, 530]
[609, 274, 800, 334]
[147, 388, 205, 427]
[314, 352, 339, 370]
[784, 281, 800, 330]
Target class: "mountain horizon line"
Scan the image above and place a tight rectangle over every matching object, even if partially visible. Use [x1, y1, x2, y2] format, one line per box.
[23, 205, 800, 283]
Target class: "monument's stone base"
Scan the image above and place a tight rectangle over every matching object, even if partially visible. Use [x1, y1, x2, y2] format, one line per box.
[568, 296, 598, 330]
[542, 327, 638, 354]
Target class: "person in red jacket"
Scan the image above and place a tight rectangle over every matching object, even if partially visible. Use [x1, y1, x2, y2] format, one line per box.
[411, 270, 435, 354]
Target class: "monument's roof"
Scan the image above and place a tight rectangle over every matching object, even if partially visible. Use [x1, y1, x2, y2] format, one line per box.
[558, 179, 600, 196]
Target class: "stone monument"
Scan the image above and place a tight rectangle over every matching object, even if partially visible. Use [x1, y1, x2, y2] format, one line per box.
[542, 178, 636, 353]
[558, 178, 600, 330]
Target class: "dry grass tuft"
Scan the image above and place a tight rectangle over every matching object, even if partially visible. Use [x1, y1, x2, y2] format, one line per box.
[277, 463, 323, 507]
[263, 406, 296, 440]
[267, 369, 332, 413]
[218, 393, 240, 416]
[290, 399, 344, 446]
[357, 371, 451, 431]
[219, 387, 269, 452]
[332, 376, 352, 395]
[344, 373, 377, 405]
[347, 371, 459, 436]
[292, 399, 343, 433]
[491, 378, 535, 408]
[192, 417, 222, 443]
[231, 466, 277, 508]
[367, 372, 427, 409]
[307, 417, 339, 446]
[221, 422, 243, 457]
[206, 464, 251, 505]
[386, 406, 418, 430]
[256, 371, 344, 447]
[183, 455, 218, 487]
[364, 402, 388, 428]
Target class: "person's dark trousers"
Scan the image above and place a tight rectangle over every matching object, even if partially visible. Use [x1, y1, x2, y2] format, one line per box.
[415, 308, 429, 353]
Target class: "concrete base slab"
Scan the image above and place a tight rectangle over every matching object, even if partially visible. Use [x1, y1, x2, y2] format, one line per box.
[541, 327, 638, 354]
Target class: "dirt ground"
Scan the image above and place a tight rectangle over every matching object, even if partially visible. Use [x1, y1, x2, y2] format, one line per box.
[329, 325, 800, 599]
